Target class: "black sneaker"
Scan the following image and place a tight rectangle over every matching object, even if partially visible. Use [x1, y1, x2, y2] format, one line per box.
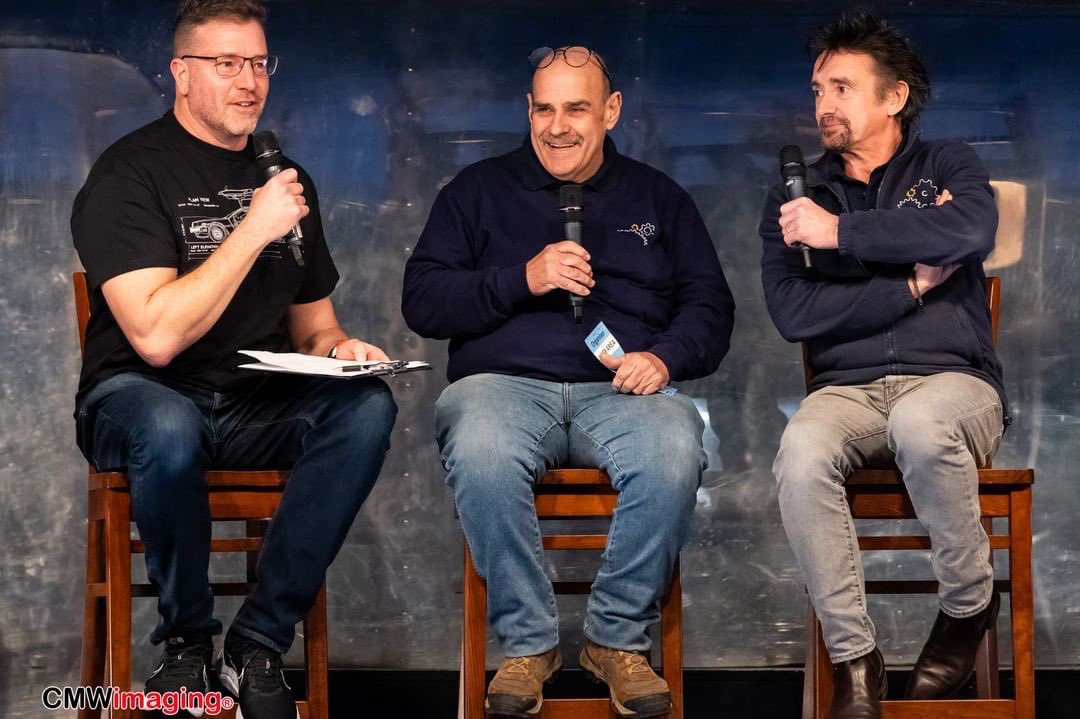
[218, 631, 298, 719]
[144, 634, 213, 718]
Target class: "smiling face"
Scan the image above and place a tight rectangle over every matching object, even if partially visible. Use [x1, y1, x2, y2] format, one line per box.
[170, 19, 268, 150]
[527, 59, 621, 183]
[811, 49, 906, 155]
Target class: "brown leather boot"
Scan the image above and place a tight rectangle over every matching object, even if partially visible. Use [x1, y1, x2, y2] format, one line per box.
[905, 589, 1000, 699]
[580, 639, 672, 718]
[485, 646, 561, 718]
[832, 646, 887, 719]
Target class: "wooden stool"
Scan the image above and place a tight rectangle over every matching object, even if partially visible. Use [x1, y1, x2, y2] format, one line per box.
[73, 272, 329, 719]
[802, 468, 1035, 719]
[461, 469, 684, 719]
[79, 470, 330, 719]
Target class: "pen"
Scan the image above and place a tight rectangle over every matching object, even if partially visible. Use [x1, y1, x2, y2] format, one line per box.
[340, 360, 407, 372]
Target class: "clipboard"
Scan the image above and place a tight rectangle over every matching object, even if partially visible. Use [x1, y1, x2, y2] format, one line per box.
[238, 350, 431, 379]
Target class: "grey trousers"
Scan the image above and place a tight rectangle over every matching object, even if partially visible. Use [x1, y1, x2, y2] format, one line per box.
[773, 373, 1004, 663]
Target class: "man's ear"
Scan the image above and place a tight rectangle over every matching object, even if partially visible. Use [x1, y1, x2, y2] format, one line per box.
[170, 57, 191, 97]
[604, 90, 623, 130]
[886, 80, 909, 118]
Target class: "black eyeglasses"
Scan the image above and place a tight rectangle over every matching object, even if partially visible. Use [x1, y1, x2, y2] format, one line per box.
[180, 54, 278, 78]
[528, 46, 613, 88]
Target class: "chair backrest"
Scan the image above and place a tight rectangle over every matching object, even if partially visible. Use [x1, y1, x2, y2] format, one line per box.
[73, 271, 90, 359]
[803, 275, 1001, 390]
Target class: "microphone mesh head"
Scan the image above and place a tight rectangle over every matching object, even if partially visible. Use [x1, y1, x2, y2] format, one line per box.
[252, 131, 283, 169]
[558, 184, 583, 211]
[779, 145, 806, 179]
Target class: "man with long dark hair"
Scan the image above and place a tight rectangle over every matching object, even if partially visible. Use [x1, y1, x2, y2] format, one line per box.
[760, 11, 1006, 718]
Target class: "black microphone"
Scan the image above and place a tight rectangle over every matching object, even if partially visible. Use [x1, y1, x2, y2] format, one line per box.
[558, 184, 585, 323]
[252, 130, 305, 266]
[779, 145, 813, 269]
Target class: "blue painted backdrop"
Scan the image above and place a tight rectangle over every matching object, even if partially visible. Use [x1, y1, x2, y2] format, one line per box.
[1, 1, 1078, 716]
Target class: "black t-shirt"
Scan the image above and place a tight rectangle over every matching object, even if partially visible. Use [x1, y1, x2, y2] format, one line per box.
[72, 111, 339, 405]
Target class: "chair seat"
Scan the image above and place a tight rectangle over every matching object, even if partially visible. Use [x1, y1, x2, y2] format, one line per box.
[90, 468, 289, 491]
[847, 468, 1032, 487]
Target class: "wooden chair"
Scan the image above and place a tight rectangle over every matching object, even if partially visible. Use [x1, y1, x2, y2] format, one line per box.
[74, 272, 329, 719]
[461, 469, 684, 719]
[800, 276, 1036, 719]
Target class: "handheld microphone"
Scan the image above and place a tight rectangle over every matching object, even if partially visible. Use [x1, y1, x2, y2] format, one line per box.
[252, 130, 305, 266]
[558, 184, 585, 323]
[779, 145, 813, 269]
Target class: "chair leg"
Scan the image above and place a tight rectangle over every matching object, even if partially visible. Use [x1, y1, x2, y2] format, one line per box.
[660, 558, 684, 719]
[803, 602, 832, 719]
[1010, 484, 1036, 719]
[462, 542, 488, 719]
[104, 489, 133, 719]
[974, 517, 1001, 699]
[303, 584, 330, 719]
[80, 503, 106, 719]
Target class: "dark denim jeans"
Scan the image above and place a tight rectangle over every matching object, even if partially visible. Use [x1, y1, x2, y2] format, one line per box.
[76, 370, 397, 653]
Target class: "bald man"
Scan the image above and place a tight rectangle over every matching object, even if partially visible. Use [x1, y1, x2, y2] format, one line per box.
[403, 46, 735, 718]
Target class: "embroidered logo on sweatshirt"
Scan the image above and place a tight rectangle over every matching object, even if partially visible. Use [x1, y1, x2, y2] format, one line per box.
[897, 179, 939, 209]
[617, 221, 656, 245]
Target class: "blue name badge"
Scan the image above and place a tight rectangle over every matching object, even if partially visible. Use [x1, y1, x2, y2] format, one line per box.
[585, 321, 625, 360]
[585, 321, 678, 396]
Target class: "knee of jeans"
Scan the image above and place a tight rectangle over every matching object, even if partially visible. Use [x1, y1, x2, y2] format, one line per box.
[628, 429, 704, 492]
[442, 426, 536, 497]
[773, 423, 843, 491]
[128, 403, 206, 484]
[344, 380, 398, 438]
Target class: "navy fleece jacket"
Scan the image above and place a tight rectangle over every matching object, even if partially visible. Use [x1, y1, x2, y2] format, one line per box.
[759, 128, 1006, 417]
[403, 137, 735, 384]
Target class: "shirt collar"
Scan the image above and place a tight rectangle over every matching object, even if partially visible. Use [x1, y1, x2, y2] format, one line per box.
[513, 134, 622, 193]
[825, 126, 917, 183]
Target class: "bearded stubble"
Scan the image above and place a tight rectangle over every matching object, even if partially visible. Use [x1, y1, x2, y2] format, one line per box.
[820, 117, 852, 153]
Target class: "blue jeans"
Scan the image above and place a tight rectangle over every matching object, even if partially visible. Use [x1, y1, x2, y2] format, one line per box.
[76, 371, 397, 653]
[435, 373, 706, 657]
[773, 373, 1003, 663]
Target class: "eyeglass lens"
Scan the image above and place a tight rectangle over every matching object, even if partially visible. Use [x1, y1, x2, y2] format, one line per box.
[529, 46, 593, 70]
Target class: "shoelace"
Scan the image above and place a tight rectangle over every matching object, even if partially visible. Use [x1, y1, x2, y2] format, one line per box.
[502, 656, 534, 676]
[159, 639, 210, 680]
[618, 650, 654, 677]
[234, 639, 290, 693]
[248, 653, 288, 692]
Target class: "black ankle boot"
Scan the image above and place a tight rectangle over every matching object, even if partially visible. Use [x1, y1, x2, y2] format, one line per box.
[832, 646, 887, 719]
[905, 589, 1000, 699]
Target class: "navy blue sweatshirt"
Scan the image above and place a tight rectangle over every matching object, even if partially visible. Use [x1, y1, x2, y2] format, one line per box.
[403, 136, 735, 384]
[759, 129, 1007, 416]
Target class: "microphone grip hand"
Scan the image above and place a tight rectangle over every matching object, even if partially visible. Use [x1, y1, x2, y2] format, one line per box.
[525, 241, 594, 297]
[245, 170, 309, 248]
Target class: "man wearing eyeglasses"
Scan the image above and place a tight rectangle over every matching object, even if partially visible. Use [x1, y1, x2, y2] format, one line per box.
[404, 46, 735, 718]
[71, 2, 397, 717]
